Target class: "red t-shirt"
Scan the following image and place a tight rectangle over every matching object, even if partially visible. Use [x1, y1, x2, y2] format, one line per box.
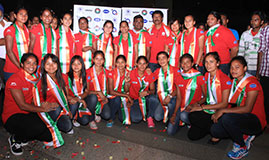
[2, 70, 31, 124]
[181, 28, 204, 64]
[129, 29, 151, 47]
[148, 25, 171, 63]
[30, 23, 59, 64]
[74, 31, 97, 56]
[205, 25, 238, 64]
[107, 68, 126, 93]
[176, 71, 206, 106]
[129, 68, 154, 100]
[238, 78, 267, 129]
[62, 73, 86, 97]
[4, 24, 29, 73]
[86, 67, 109, 92]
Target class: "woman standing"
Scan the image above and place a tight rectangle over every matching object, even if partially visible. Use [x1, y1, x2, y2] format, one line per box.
[210, 56, 266, 159]
[4, 7, 29, 81]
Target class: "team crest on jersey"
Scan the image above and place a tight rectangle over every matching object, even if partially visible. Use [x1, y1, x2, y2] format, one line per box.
[10, 82, 16, 86]
[22, 88, 29, 91]
[250, 83, 257, 88]
[178, 84, 184, 87]
[162, 32, 165, 36]
[132, 81, 138, 84]
[215, 33, 219, 37]
[227, 81, 232, 85]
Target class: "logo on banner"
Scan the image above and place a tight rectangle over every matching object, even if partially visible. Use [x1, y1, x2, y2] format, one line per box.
[113, 27, 117, 33]
[113, 18, 117, 23]
[125, 18, 131, 24]
[142, 10, 147, 16]
[103, 9, 109, 14]
[94, 18, 101, 22]
[95, 8, 101, 14]
[112, 9, 118, 15]
[144, 19, 148, 23]
[149, 11, 154, 15]
[94, 25, 101, 32]
[87, 16, 92, 22]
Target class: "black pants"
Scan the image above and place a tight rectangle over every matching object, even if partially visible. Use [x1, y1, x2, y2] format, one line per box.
[210, 113, 262, 147]
[4, 113, 52, 142]
[188, 111, 213, 140]
[260, 76, 269, 123]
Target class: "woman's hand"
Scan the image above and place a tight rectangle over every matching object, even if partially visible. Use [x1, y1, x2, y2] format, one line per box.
[69, 97, 79, 105]
[139, 91, 149, 98]
[211, 110, 224, 123]
[163, 96, 171, 106]
[170, 114, 176, 125]
[41, 102, 58, 112]
[190, 105, 203, 112]
[78, 99, 87, 109]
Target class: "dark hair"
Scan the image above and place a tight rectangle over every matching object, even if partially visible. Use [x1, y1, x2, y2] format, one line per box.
[230, 56, 248, 68]
[120, 20, 129, 28]
[61, 12, 72, 20]
[156, 51, 169, 60]
[152, 10, 163, 18]
[208, 11, 222, 25]
[168, 17, 180, 28]
[78, 16, 88, 24]
[52, 15, 59, 30]
[203, 52, 221, 65]
[116, 55, 127, 63]
[136, 56, 148, 64]
[133, 15, 143, 22]
[41, 54, 66, 100]
[91, 50, 105, 67]
[184, 14, 196, 21]
[68, 55, 87, 92]
[180, 54, 194, 63]
[20, 53, 39, 68]
[219, 12, 228, 19]
[251, 10, 265, 22]
[14, 6, 27, 15]
[40, 7, 53, 17]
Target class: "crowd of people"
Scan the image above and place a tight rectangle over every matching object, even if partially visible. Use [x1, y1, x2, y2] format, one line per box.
[0, 3, 268, 160]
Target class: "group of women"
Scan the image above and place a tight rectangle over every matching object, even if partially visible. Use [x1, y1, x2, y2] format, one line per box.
[1, 7, 267, 160]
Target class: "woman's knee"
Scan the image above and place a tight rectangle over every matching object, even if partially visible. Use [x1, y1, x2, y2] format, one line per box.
[57, 116, 72, 133]
[180, 111, 190, 124]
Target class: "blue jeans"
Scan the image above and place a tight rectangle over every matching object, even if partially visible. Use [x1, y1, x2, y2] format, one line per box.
[87, 94, 111, 121]
[108, 96, 123, 121]
[154, 96, 176, 122]
[211, 113, 262, 147]
[4, 72, 14, 83]
[149, 63, 160, 73]
[219, 63, 230, 76]
[48, 106, 72, 133]
[69, 102, 91, 126]
[167, 111, 190, 136]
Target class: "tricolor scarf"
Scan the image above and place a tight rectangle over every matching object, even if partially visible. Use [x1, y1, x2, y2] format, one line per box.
[205, 24, 220, 53]
[157, 65, 174, 123]
[180, 68, 202, 110]
[40, 22, 57, 57]
[68, 73, 91, 118]
[13, 22, 29, 61]
[24, 70, 64, 148]
[98, 33, 114, 70]
[180, 28, 197, 58]
[80, 30, 95, 69]
[132, 29, 147, 57]
[137, 71, 149, 121]
[148, 22, 170, 38]
[118, 33, 134, 71]
[59, 25, 74, 73]
[169, 31, 181, 66]
[204, 69, 222, 114]
[46, 74, 70, 117]
[228, 73, 254, 106]
[88, 66, 107, 114]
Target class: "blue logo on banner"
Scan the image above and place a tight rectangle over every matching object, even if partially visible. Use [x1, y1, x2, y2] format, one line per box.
[144, 19, 148, 23]
[112, 10, 118, 15]
[125, 18, 131, 23]
[103, 9, 109, 14]
[149, 11, 154, 15]
[94, 18, 101, 22]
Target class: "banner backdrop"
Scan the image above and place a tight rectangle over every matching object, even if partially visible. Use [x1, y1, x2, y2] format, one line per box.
[121, 7, 168, 30]
[73, 4, 122, 36]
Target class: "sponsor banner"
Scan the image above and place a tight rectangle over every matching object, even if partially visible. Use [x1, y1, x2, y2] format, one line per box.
[73, 4, 121, 36]
[121, 7, 168, 30]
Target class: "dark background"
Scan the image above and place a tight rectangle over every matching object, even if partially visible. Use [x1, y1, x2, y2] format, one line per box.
[1, 0, 268, 36]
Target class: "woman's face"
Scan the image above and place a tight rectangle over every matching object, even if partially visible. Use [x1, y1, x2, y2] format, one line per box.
[157, 54, 169, 67]
[41, 10, 53, 25]
[22, 56, 37, 75]
[184, 16, 195, 30]
[170, 20, 180, 33]
[44, 58, 58, 74]
[51, 17, 58, 29]
[120, 22, 129, 34]
[103, 22, 113, 34]
[61, 14, 72, 27]
[72, 59, 82, 73]
[207, 14, 218, 28]
[204, 55, 219, 73]
[230, 60, 247, 79]
[181, 57, 193, 72]
[79, 18, 88, 31]
[15, 9, 28, 24]
[93, 54, 104, 67]
[116, 58, 126, 71]
[137, 58, 148, 72]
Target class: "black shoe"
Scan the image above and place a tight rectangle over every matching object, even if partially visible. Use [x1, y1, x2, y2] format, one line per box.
[8, 135, 23, 156]
[207, 138, 221, 145]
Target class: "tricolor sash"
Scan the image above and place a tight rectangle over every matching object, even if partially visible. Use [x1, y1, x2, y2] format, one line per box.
[118, 33, 134, 71]
[180, 68, 202, 110]
[148, 23, 170, 37]
[204, 70, 222, 114]
[68, 74, 91, 117]
[205, 24, 219, 53]
[180, 28, 197, 58]
[157, 65, 174, 123]
[13, 23, 29, 61]
[137, 75, 149, 121]
[89, 66, 107, 114]
[24, 70, 64, 148]
[169, 31, 181, 66]
[80, 30, 95, 69]
[40, 22, 57, 57]
[98, 33, 114, 70]
[133, 29, 147, 57]
[228, 73, 254, 106]
[59, 25, 74, 73]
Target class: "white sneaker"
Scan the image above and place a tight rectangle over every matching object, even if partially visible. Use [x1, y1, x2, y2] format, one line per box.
[95, 115, 101, 123]
[89, 121, 98, 130]
[67, 129, 74, 135]
[73, 120, 80, 127]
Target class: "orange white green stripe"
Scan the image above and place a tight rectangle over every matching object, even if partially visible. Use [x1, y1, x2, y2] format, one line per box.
[98, 33, 113, 70]
[13, 22, 29, 61]
[118, 32, 134, 71]
[80, 30, 95, 69]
